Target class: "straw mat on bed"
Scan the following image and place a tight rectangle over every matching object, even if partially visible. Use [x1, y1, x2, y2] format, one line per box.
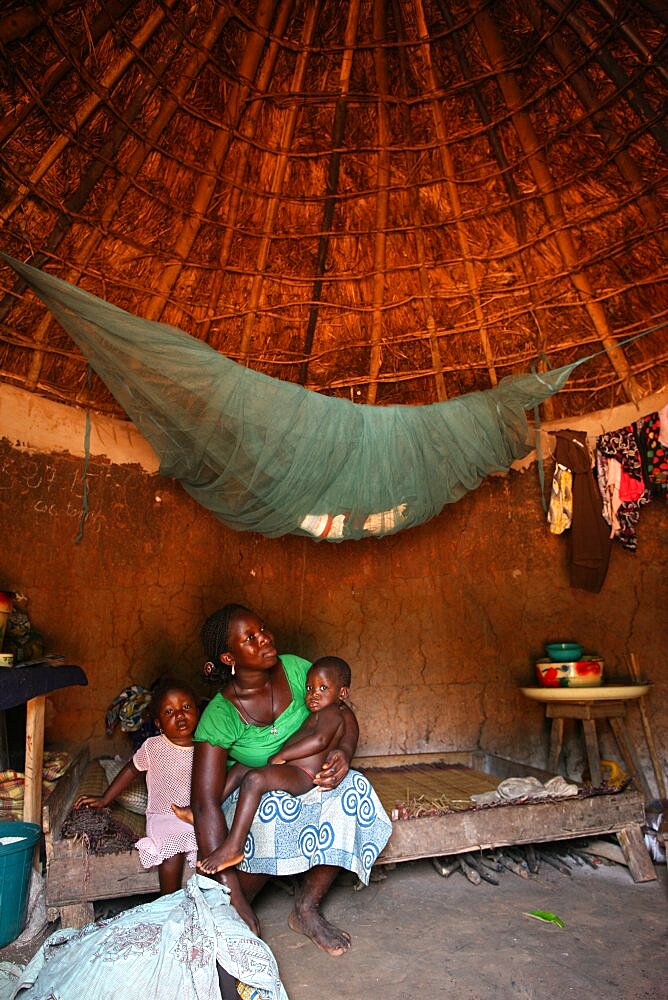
[359, 762, 500, 815]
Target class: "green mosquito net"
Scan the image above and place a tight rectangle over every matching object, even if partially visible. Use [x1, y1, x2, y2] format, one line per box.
[6, 255, 577, 541]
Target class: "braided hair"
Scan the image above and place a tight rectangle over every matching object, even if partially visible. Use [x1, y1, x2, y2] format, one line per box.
[149, 677, 199, 721]
[201, 604, 253, 684]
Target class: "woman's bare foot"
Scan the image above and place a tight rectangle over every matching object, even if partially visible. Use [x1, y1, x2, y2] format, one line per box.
[196, 844, 245, 874]
[288, 904, 351, 957]
[171, 803, 194, 825]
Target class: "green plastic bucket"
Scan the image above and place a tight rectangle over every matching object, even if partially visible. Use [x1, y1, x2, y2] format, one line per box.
[0, 820, 41, 948]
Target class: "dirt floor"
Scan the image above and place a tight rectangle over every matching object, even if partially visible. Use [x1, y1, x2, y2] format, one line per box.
[1, 853, 665, 999]
[256, 859, 667, 1000]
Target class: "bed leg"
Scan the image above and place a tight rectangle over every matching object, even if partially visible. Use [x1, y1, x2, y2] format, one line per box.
[616, 824, 656, 883]
[59, 901, 95, 928]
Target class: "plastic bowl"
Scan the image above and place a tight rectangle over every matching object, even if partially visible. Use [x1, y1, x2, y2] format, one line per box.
[545, 642, 583, 662]
[536, 658, 604, 687]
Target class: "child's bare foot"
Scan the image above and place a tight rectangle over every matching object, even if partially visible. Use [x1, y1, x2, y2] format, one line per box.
[196, 845, 245, 874]
[171, 803, 194, 825]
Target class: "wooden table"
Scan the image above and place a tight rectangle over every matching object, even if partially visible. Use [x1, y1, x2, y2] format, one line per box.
[521, 685, 653, 801]
[0, 663, 87, 824]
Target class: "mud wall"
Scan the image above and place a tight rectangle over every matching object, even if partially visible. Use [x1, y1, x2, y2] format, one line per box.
[2, 436, 666, 792]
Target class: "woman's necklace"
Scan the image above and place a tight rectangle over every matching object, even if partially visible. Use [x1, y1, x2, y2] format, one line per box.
[232, 674, 278, 735]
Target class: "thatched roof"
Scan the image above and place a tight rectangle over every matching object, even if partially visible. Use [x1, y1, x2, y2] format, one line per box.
[0, 0, 666, 421]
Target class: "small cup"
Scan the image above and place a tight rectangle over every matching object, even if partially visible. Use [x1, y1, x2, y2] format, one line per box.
[0, 652, 15, 667]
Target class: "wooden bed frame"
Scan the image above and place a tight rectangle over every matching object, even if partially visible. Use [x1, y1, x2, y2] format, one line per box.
[42, 746, 654, 928]
[42, 745, 182, 927]
[355, 751, 654, 883]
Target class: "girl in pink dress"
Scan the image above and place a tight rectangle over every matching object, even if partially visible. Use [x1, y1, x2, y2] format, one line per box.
[76, 681, 199, 894]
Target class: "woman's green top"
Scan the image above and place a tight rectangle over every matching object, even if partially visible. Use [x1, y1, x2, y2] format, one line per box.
[194, 654, 311, 767]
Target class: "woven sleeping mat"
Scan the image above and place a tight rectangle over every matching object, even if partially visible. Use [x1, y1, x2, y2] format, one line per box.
[358, 762, 500, 817]
[61, 760, 145, 853]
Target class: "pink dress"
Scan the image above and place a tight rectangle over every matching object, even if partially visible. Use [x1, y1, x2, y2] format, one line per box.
[132, 734, 197, 870]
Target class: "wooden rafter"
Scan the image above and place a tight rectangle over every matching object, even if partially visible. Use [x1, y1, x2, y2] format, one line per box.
[544, 0, 668, 151]
[412, 0, 499, 388]
[238, 1, 321, 358]
[519, 0, 666, 257]
[199, 0, 297, 347]
[0, 1, 664, 417]
[392, 0, 447, 403]
[20, 8, 206, 390]
[144, 0, 278, 322]
[0, 0, 135, 147]
[366, 0, 392, 404]
[0, 0, 178, 228]
[591, 0, 668, 87]
[473, 3, 642, 402]
[0, 0, 65, 44]
[300, 0, 361, 384]
[436, 0, 553, 413]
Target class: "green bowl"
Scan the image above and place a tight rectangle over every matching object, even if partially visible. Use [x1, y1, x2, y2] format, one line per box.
[545, 642, 583, 662]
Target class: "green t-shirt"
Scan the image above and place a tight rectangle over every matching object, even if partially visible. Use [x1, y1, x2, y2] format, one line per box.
[194, 654, 311, 767]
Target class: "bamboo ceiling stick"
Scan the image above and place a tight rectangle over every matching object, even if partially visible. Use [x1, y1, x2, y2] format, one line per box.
[627, 651, 667, 800]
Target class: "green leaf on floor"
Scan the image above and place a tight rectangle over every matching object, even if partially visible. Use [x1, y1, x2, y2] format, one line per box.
[523, 910, 565, 928]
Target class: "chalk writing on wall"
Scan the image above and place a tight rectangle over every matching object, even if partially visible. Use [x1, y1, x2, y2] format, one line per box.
[0, 443, 159, 535]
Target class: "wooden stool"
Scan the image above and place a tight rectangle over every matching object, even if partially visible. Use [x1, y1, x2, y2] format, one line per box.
[546, 698, 653, 801]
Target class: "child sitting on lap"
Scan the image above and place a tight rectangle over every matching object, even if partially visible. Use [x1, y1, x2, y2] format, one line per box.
[188, 656, 350, 874]
[76, 680, 200, 894]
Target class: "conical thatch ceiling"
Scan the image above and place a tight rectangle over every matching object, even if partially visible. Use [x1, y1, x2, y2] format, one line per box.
[0, 0, 666, 421]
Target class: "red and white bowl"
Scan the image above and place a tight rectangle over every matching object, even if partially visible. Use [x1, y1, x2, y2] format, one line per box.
[535, 658, 604, 688]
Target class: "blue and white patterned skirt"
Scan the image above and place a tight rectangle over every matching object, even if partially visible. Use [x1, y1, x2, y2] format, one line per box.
[221, 769, 392, 885]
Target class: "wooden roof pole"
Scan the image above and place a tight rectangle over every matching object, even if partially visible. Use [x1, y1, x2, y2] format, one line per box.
[200, 0, 297, 345]
[70, 4, 233, 267]
[412, 0, 498, 388]
[0, 0, 65, 44]
[397, 182, 450, 402]
[300, 0, 361, 384]
[544, 0, 668, 151]
[366, 0, 392, 404]
[23, 75, 165, 392]
[473, 4, 641, 402]
[591, 0, 668, 88]
[21, 7, 225, 390]
[435, 0, 552, 413]
[0, 0, 135, 147]
[390, 0, 447, 403]
[238, 2, 321, 358]
[0, 0, 178, 228]
[144, 0, 279, 322]
[519, 0, 666, 256]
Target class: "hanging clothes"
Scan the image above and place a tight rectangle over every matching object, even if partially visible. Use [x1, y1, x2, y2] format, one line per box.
[547, 463, 573, 535]
[551, 429, 612, 593]
[635, 405, 668, 497]
[595, 425, 651, 552]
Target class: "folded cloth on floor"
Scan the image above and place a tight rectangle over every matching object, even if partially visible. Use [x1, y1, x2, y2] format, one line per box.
[470, 775, 579, 805]
[12, 875, 289, 1000]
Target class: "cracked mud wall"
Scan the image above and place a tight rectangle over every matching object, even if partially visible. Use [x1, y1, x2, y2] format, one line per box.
[2, 437, 666, 792]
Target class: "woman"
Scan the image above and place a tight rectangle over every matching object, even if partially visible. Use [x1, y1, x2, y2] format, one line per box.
[191, 604, 392, 957]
